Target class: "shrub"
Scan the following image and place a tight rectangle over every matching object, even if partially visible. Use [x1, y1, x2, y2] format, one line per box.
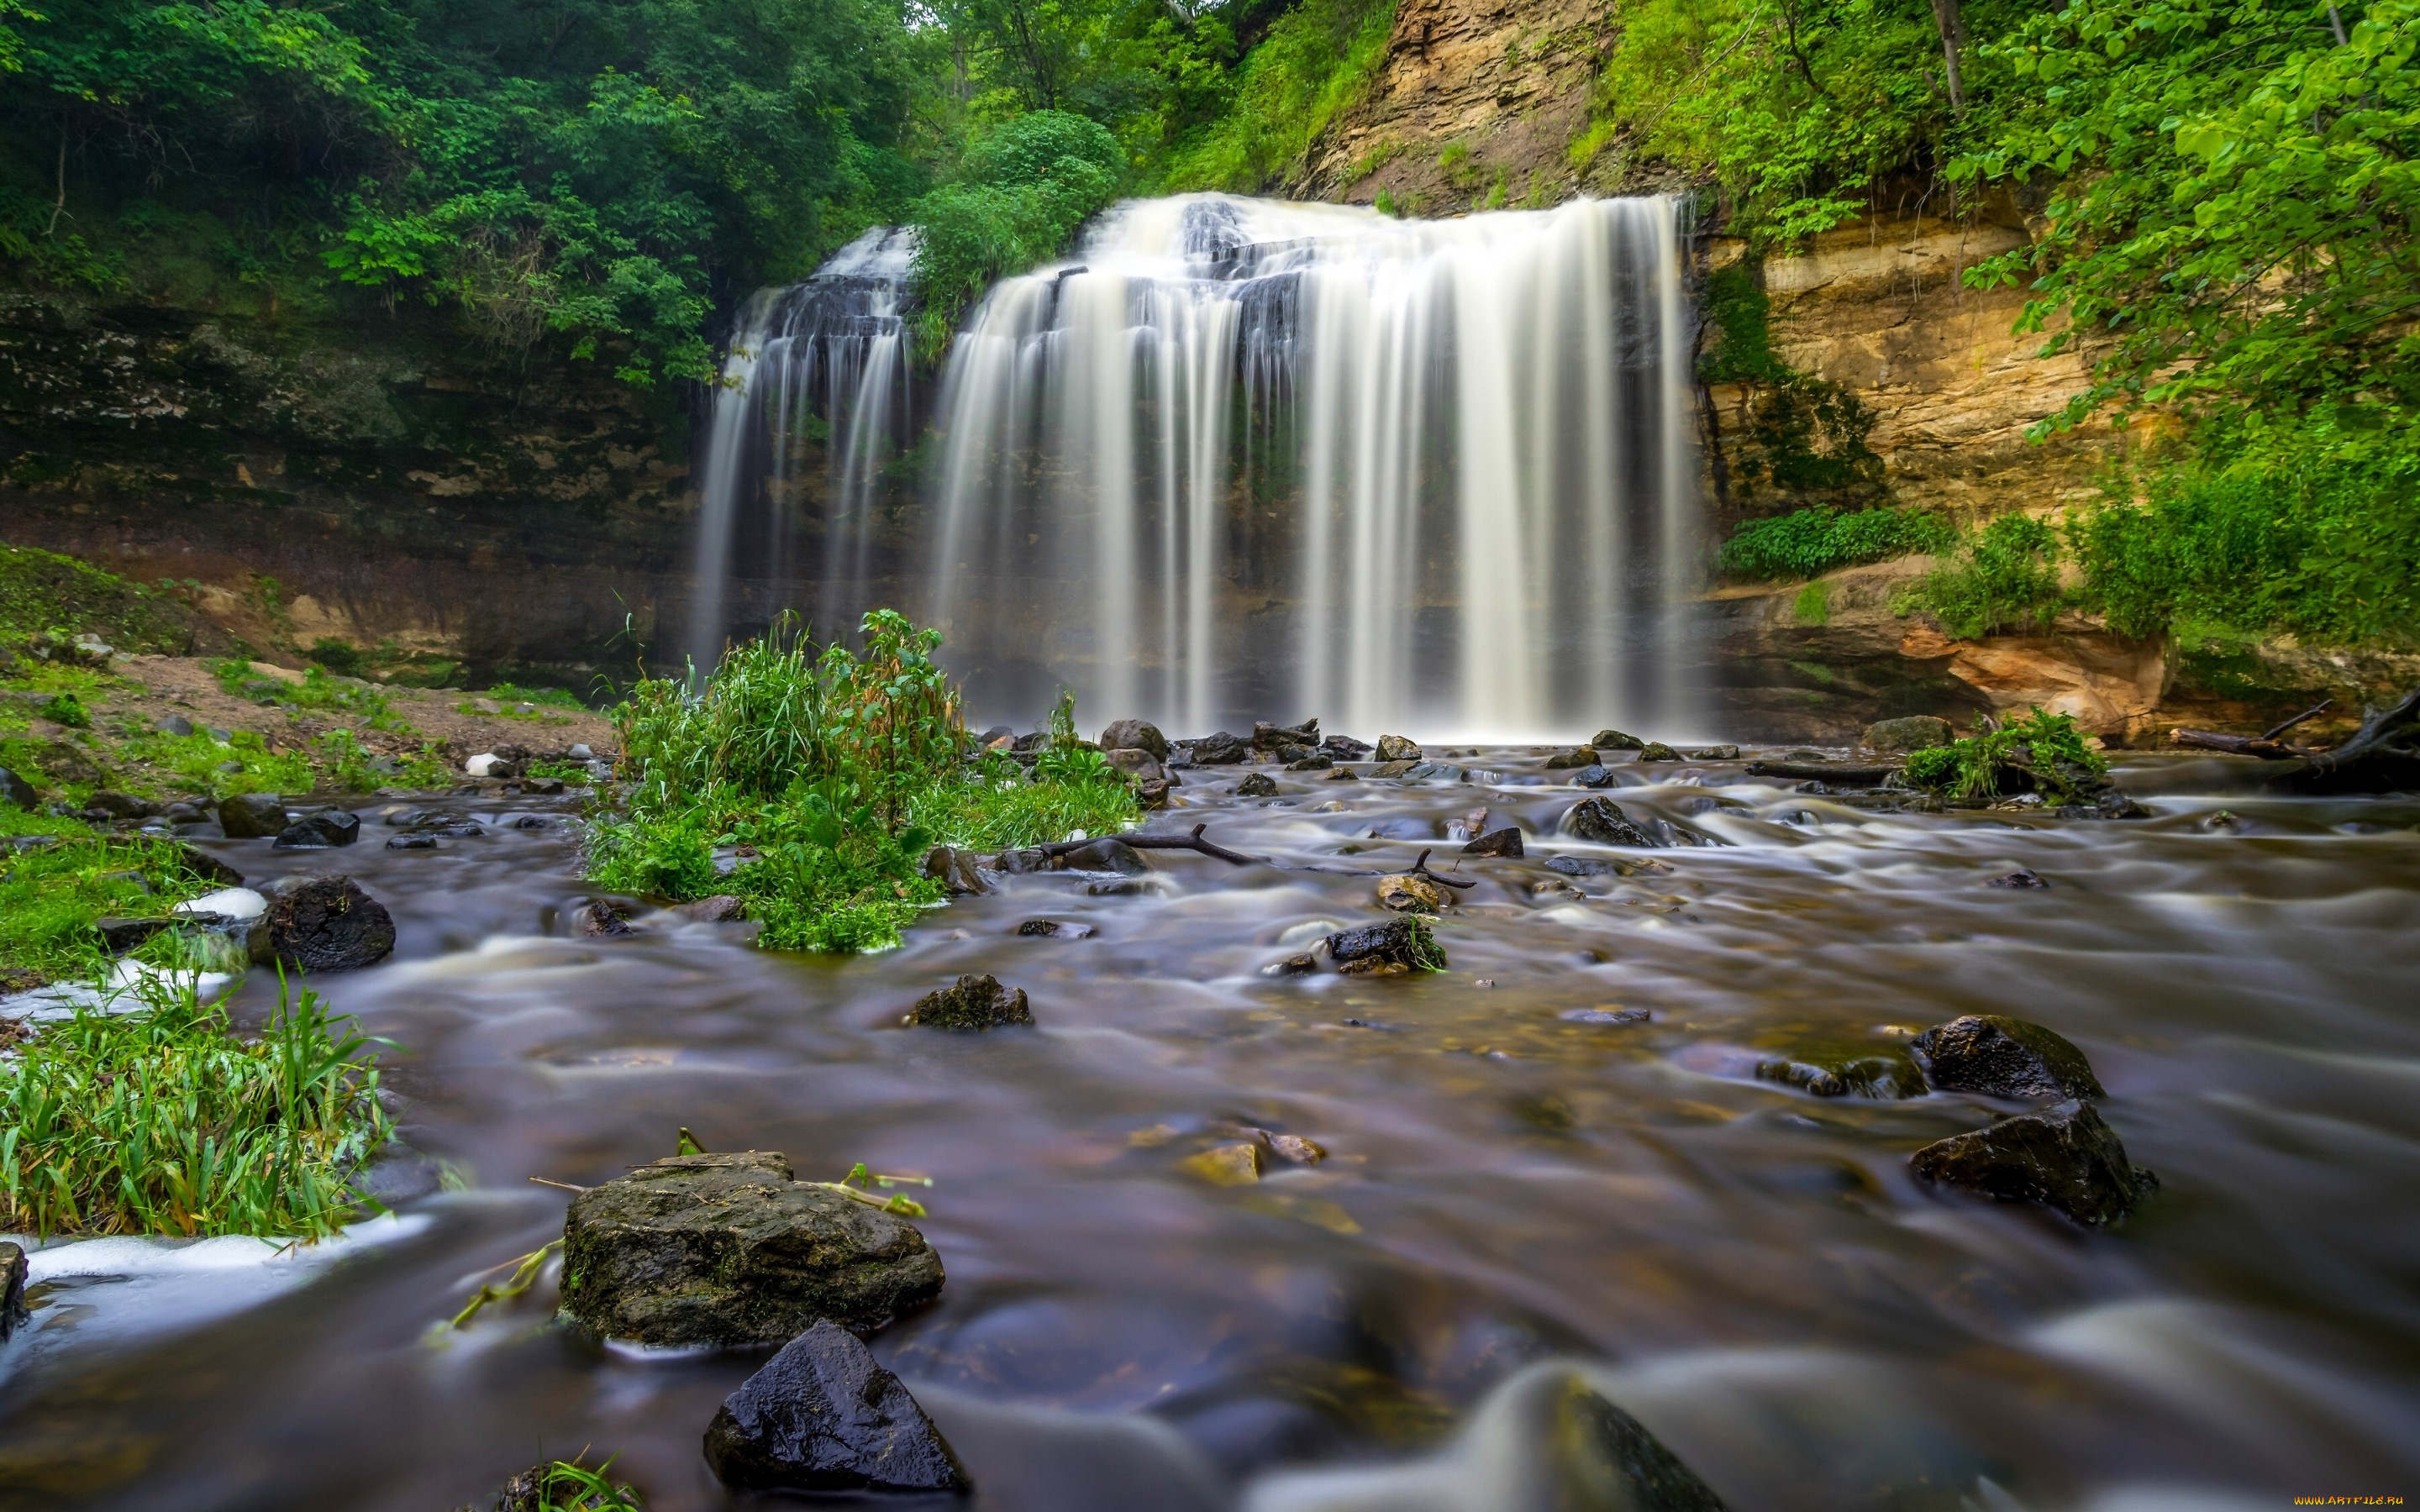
[910, 112, 1126, 358]
[1901, 707, 2107, 803]
[1722, 507, 1955, 581]
[1897, 514, 2064, 639]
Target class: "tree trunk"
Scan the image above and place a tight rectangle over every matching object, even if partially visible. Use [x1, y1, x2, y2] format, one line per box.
[1929, 0, 1967, 113]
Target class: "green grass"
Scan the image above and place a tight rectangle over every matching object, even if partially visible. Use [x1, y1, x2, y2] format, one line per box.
[0, 977, 392, 1238]
[520, 1457, 644, 1511]
[1722, 506, 1955, 582]
[1900, 706, 2107, 803]
[0, 827, 228, 981]
[0, 544, 202, 654]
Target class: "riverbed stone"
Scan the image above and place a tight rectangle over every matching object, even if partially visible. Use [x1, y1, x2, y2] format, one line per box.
[272, 810, 360, 848]
[1987, 869, 2050, 890]
[1, 1240, 25, 1341]
[1564, 797, 1663, 847]
[1376, 873, 1449, 912]
[218, 791, 289, 838]
[1191, 731, 1249, 764]
[704, 1320, 969, 1494]
[1097, 718, 1168, 760]
[1910, 1100, 2155, 1226]
[1591, 729, 1647, 751]
[1375, 734, 1421, 762]
[1322, 734, 1374, 759]
[905, 974, 1034, 1030]
[1015, 918, 1095, 938]
[1286, 752, 1333, 770]
[1544, 747, 1597, 769]
[1913, 1014, 2104, 1100]
[921, 844, 995, 896]
[1636, 742, 1683, 762]
[1463, 827, 1524, 858]
[560, 1152, 947, 1345]
[265, 874, 396, 971]
[1062, 837, 1147, 874]
[1236, 772, 1279, 797]
[1326, 916, 1444, 974]
[0, 767, 36, 810]
[1862, 715, 1955, 753]
[1570, 764, 1616, 789]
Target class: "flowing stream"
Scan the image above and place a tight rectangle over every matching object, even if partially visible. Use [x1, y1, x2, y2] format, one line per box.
[4, 754, 2417, 1509]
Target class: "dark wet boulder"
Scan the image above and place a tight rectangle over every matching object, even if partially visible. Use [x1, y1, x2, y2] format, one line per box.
[674, 894, 748, 923]
[561, 1152, 944, 1346]
[1570, 764, 1616, 788]
[992, 847, 1054, 874]
[1463, 827, 1524, 858]
[1235, 772, 1279, 798]
[0, 767, 39, 810]
[905, 974, 1034, 1030]
[1263, 952, 1319, 976]
[1636, 742, 1683, 763]
[1325, 916, 1445, 975]
[217, 791, 289, 838]
[93, 916, 182, 954]
[1987, 869, 2050, 890]
[922, 844, 996, 896]
[1544, 747, 1597, 769]
[704, 1320, 970, 1495]
[1062, 837, 1146, 874]
[1253, 717, 1319, 750]
[575, 900, 638, 937]
[1286, 752, 1334, 770]
[386, 832, 438, 851]
[1910, 1100, 2156, 1226]
[1015, 918, 1095, 938]
[1, 1239, 26, 1341]
[1862, 715, 1954, 754]
[272, 810, 360, 848]
[1097, 718, 1169, 761]
[1912, 1014, 2104, 1100]
[1322, 734, 1373, 759]
[265, 875, 396, 971]
[1466, 1368, 1730, 1512]
[169, 843, 243, 886]
[1591, 729, 1647, 752]
[1754, 1044, 1926, 1100]
[1375, 733, 1421, 762]
[1564, 797, 1664, 848]
[1191, 731, 1249, 764]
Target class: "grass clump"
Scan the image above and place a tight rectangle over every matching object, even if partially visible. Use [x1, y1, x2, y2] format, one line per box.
[0, 545, 203, 654]
[1722, 506, 1955, 581]
[1901, 707, 2108, 803]
[0, 828, 229, 983]
[1894, 514, 2065, 640]
[0, 978, 392, 1239]
[593, 610, 1138, 953]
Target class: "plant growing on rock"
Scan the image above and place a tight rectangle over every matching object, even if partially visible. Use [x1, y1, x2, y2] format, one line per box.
[1901, 707, 2108, 803]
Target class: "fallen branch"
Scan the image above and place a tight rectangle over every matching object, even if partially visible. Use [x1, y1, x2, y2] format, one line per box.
[2264, 700, 2333, 741]
[2168, 728, 2308, 759]
[1404, 848, 1476, 890]
[1744, 760, 1902, 785]
[1034, 822, 1256, 865]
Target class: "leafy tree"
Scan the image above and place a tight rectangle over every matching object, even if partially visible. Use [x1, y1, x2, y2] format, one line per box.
[908, 108, 1126, 354]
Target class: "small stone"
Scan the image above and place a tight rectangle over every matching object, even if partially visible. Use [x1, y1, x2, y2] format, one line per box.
[264, 875, 395, 970]
[217, 792, 290, 838]
[1862, 715, 1955, 754]
[1544, 747, 1598, 769]
[87, 790, 151, 819]
[561, 1152, 945, 1345]
[1016, 918, 1095, 938]
[1564, 1007, 1650, 1026]
[1755, 1058, 1848, 1096]
[1636, 742, 1682, 762]
[471, 698, 502, 715]
[1570, 764, 1615, 788]
[1136, 777, 1172, 809]
[0, 767, 36, 810]
[1325, 767, 1358, 782]
[1987, 869, 2051, 889]
[1463, 827, 1524, 858]
[93, 916, 180, 954]
[1098, 718, 1169, 760]
[1236, 772, 1279, 798]
[386, 833, 439, 850]
[1683, 745, 1740, 760]
[1266, 1133, 1326, 1164]
[704, 1321, 970, 1494]
[1374, 734, 1422, 762]
[1181, 1142, 1265, 1185]
[1910, 1100, 2156, 1226]
[272, 810, 360, 848]
[158, 714, 195, 738]
[1376, 873, 1449, 912]
[1191, 732, 1249, 764]
[1263, 952, 1319, 976]
[1564, 797, 1664, 847]
[1912, 1014, 2105, 1100]
[169, 843, 244, 885]
[1591, 729, 1647, 751]
[674, 895, 747, 923]
[567, 743, 595, 761]
[905, 974, 1034, 1030]
[921, 844, 995, 896]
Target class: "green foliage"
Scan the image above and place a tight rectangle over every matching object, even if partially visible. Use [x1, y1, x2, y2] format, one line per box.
[908, 111, 1126, 357]
[906, 764, 1139, 852]
[1901, 706, 2107, 802]
[1897, 513, 2064, 639]
[519, 1455, 645, 1512]
[0, 977, 391, 1238]
[1701, 262, 1887, 505]
[0, 829, 225, 980]
[38, 691, 88, 728]
[1160, 0, 1397, 191]
[0, 545, 197, 654]
[1721, 506, 1954, 580]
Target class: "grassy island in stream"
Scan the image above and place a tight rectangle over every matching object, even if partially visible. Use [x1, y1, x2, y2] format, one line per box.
[590, 611, 1139, 953]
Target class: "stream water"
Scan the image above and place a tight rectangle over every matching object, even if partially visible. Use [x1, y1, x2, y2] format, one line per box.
[4, 752, 2417, 1509]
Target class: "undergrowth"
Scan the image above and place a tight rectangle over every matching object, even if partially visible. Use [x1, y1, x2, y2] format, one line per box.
[0, 976, 392, 1239]
[1900, 707, 2107, 803]
[0, 827, 226, 982]
[1722, 507, 1955, 581]
[1895, 514, 2065, 640]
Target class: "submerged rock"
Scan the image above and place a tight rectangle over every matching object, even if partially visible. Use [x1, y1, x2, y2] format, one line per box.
[1544, 747, 1597, 769]
[265, 875, 396, 971]
[1912, 1014, 2104, 1100]
[1375, 733, 1422, 762]
[1376, 873, 1450, 912]
[574, 899, 637, 937]
[1287, 752, 1334, 770]
[905, 974, 1034, 1030]
[1016, 918, 1095, 938]
[560, 1152, 946, 1345]
[1181, 1142, 1266, 1185]
[1987, 869, 2050, 890]
[1591, 729, 1648, 752]
[704, 1320, 969, 1494]
[272, 810, 360, 848]
[1062, 837, 1146, 874]
[1754, 1045, 1926, 1100]
[217, 792, 288, 838]
[1263, 952, 1319, 976]
[1910, 1100, 2156, 1226]
[1862, 715, 1954, 754]
[1235, 772, 1279, 798]
[1463, 827, 1524, 858]
[1563, 797, 1663, 848]
[1097, 717, 1169, 760]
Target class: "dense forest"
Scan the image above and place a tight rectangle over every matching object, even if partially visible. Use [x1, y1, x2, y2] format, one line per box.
[3, 0, 2414, 644]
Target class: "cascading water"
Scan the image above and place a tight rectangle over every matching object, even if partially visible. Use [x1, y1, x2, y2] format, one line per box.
[682, 226, 917, 672]
[925, 193, 1696, 739]
[687, 196, 1697, 738]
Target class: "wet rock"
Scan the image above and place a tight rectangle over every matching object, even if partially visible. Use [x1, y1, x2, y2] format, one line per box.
[1098, 718, 1169, 760]
[1286, 752, 1334, 770]
[1754, 1058, 1847, 1096]
[92, 916, 182, 954]
[704, 1320, 970, 1494]
[1266, 1133, 1326, 1164]
[922, 844, 996, 896]
[675, 895, 747, 923]
[0, 1239, 26, 1341]
[1514, 1370, 1731, 1511]
[0, 767, 36, 810]
[1263, 952, 1319, 976]
[560, 1152, 946, 1345]
[1570, 764, 1615, 788]
[1016, 918, 1095, 938]
[1563, 797, 1664, 848]
[1324, 767, 1359, 782]
[1987, 869, 2050, 890]
[1253, 717, 1319, 750]
[2062, 790, 2152, 820]
[1191, 732, 1249, 764]
[386, 832, 439, 850]
[265, 875, 397, 971]
[905, 974, 1034, 1030]
[1322, 734, 1374, 759]
[1910, 1100, 2156, 1226]
[1545, 854, 1665, 878]
[1755, 1045, 1926, 1100]
[1463, 827, 1524, 858]
[1326, 916, 1445, 974]
[1683, 745, 1741, 761]
[1636, 742, 1683, 762]
[1912, 1015, 2105, 1100]
[1591, 729, 1648, 751]
[1181, 1142, 1266, 1185]
[1565, 1006, 1651, 1026]
[272, 810, 360, 849]
[1371, 759, 1418, 779]
[217, 792, 289, 838]
[169, 843, 244, 886]
[1235, 773, 1279, 798]
[1137, 776, 1173, 809]
[85, 791, 152, 820]
[1105, 748, 1165, 784]
[1401, 762, 1467, 782]
[993, 847, 1054, 874]
[1862, 715, 1955, 754]
[1544, 747, 1598, 769]
[1062, 837, 1146, 874]
[1376, 873, 1450, 912]
[1375, 734, 1422, 762]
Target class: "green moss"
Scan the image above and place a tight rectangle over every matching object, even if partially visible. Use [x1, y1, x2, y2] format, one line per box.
[1791, 580, 1832, 625]
[0, 545, 203, 654]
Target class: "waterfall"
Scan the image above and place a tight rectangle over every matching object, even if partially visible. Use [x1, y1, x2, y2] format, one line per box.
[682, 226, 917, 673]
[926, 194, 1697, 739]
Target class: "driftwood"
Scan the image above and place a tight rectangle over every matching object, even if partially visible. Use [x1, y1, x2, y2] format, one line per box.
[2168, 700, 2334, 759]
[1744, 760, 1902, 785]
[2170, 690, 2420, 793]
[1402, 848, 1477, 890]
[1031, 822, 1257, 865]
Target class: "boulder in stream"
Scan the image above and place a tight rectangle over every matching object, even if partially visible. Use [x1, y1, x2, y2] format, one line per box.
[1910, 1100, 2156, 1226]
[1376, 874, 1450, 912]
[1463, 827, 1524, 858]
[1061, 837, 1146, 874]
[1570, 764, 1616, 789]
[217, 792, 288, 838]
[1097, 718, 1168, 760]
[1862, 715, 1954, 754]
[560, 1152, 946, 1345]
[1235, 772, 1279, 798]
[1544, 747, 1598, 769]
[1, 1239, 26, 1341]
[922, 844, 996, 896]
[1375, 734, 1421, 762]
[1636, 742, 1683, 762]
[704, 1320, 970, 1494]
[1591, 729, 1647, 751]
[905, 974, 1034, 1030]
[1191, 732, 1249, 764]
[1563, 797, 1663, 848]
[265, 874, 396, 971]
[272, 810, 360, 848]
[1326, 916, 1446, 975]
[1322, 734, 1374, 759]
[1912, 1014, 2104, 1100]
